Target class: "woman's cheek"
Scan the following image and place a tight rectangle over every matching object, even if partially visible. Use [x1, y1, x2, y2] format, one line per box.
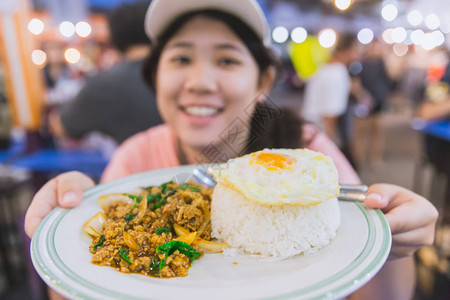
[223, 70, 259, 97]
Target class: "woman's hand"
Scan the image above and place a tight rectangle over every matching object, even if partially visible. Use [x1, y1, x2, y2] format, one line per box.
[364, 183, 439, 260]
[24, 171, 95, 238]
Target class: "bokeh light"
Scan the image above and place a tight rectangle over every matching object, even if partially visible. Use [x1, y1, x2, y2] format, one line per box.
[381, 4, 398, 22]
[382, 28, 394, 44]
[335, 0, 351, 11]
[407, 10, 423, 27]
[410, 29, 425, 45]
[441, 22, 450, 34]
[28, 19, 44, 35]
[357, 28, 374, 44]
[75, 21, 92, 38]
[318, 28, 337, 48]
[272, 26, 289, 43]
[425, 14, 440, 30]
[59, 21, 75, 38]
[393, 43, 408, 56]
[291, 27, 307, 44]
[420, 33, 436, 50]
[31, 49, 46, 66]
[349, 61, 363, 75]
[430, 30, 445, 47]
[64, 48, 81, 64]
[391, 27, 407, 43]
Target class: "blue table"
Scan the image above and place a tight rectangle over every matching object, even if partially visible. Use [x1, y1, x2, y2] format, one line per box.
[0, 139, 26, 164]
[422, 120, 450, 141]
[12, 149, 109, 179]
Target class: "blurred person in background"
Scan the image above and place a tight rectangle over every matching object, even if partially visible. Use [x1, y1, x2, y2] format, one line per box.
[49, 1, 163, 146]
[301, 33, 361, 162]
[42, 41, 84, 106]
[353, 39, 391, 168]
[400, 47, 429, 109]
[24, 1, 439, 299]
[0, 64, 11, 149]
[417, 55, 450, 221]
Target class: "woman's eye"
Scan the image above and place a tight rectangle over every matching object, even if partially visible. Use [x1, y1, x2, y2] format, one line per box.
[172, 56, 190, 64]
[218, 58, 240, 66]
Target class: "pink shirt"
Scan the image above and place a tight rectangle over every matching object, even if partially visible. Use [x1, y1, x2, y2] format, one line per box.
[101, 124, 360, 184]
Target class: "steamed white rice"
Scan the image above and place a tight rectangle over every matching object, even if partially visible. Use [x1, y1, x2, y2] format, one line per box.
[211, 183, 341, 260]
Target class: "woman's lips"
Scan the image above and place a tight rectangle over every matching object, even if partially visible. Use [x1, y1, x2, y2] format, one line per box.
[179, 105, 224, 126]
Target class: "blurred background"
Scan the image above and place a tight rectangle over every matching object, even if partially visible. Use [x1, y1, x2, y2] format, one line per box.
[0, 0, 449, 299]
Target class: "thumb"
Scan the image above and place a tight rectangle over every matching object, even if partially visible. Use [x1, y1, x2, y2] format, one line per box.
[25, 171, 94, 238]
[55, 171, 95, 208]
[364, 183, 398, 209]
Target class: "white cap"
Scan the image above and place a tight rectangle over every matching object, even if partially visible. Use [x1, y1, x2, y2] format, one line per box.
[144, 0, 271, 46]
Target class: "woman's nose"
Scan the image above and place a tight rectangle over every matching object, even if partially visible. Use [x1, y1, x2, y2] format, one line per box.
[184, 62, 217, 94]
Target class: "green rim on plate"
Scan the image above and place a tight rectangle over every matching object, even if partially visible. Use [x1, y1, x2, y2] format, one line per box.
[31, 165, 391, 300]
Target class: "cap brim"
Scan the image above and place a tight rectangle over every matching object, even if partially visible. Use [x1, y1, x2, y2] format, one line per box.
[144, 0, 270, 46]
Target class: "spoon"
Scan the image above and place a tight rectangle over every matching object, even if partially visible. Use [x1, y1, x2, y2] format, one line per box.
[173, 168, 368, 202]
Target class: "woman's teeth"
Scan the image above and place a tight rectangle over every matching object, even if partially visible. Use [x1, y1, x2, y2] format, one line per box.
[184, 106, 219, 117]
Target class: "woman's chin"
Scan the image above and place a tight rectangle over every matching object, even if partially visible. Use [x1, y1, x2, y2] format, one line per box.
[179, 136, 225, 162]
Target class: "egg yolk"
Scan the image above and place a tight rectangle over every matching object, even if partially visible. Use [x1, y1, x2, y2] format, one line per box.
[250, 152, 297, 171]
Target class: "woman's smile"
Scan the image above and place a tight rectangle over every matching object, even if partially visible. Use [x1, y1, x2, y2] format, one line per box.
[178, 104, 225, 126]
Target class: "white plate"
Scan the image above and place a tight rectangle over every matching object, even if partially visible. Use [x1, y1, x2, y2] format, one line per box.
[31, 165, 391, 300]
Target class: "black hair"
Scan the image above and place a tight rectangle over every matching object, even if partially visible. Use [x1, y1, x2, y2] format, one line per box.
[107, 1, 151, 53]
[142, 9, 304, 151]
[245, 102, 304, 154]
[142, 9, 281, 89]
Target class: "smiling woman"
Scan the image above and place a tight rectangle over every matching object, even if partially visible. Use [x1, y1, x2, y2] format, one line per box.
[152, 14, 269, 154]
[24, 1, 439, 300]
[142, 9, 280, 158]
[100, 0, 359, 183]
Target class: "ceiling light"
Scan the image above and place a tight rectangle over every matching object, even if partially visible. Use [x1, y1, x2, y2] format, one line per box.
[28, 19, 44, 35]
[59, 21, 75, 38]
[291, 27, 308, 44]
[391, 27, 407, 43]
[425, 14, 440, 30]
[31, 50, 46, 66]
[335, 0, 351, 11]
[272, 26, 289, 43]
[318, 28, 337, 48]
[65, 48, 81, 64]
[75, 21, 92, 38]
[407, 10, 423, 27]
[357, 28, 374, 44]
[381, 4, 398, 22]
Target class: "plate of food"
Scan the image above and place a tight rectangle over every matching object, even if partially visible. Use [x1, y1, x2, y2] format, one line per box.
[31, 149, 391, 300]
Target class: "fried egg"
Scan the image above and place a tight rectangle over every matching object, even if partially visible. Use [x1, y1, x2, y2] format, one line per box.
[211, 148, 340, 206]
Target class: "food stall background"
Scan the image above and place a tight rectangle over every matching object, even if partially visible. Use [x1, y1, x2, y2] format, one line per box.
[0, 0, 449, 299]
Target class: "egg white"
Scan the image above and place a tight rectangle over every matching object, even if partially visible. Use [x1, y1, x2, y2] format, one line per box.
[211, 148, 340, 206]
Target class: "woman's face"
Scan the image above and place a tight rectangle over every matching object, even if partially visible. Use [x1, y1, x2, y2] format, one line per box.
[156, 16, 272, 156]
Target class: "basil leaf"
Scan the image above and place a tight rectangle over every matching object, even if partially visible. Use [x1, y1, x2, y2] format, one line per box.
[154, 227, 171, 235]
[124, 213, 134, 222]
[119, 248, 132, 263]
[153, 200, 166, 210]
[93, 235, 106, 251]
[149, 257, 160, 273]
[124, 194, 143, 203]
[160, 181, 174, 194]
[153, 190, 175, 210]
[156, 241, 201, 270]
[147, 193, 161, 204]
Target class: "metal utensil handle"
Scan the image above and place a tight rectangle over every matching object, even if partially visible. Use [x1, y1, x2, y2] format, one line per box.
[338, 191, 366, 202]
[340, 184, 368, 193]
[193, 168, 216, 187]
